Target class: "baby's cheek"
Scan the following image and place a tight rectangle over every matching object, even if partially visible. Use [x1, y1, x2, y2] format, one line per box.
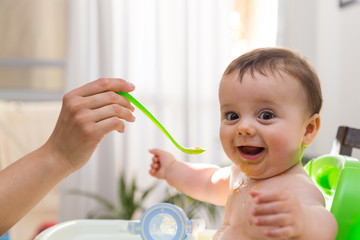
[269, 131, 290, 148]
[220, 137, 236, 160]
[270, 132, 302, 159]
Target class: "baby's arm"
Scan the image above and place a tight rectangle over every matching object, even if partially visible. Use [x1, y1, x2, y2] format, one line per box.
[250, 189, 337, 240]
[149, 148, 230, 206]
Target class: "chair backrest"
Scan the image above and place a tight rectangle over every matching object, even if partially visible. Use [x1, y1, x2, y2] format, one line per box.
[332, 126, 360, 155]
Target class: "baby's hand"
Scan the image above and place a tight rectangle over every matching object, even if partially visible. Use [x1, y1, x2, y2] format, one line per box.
[250, 189, 304, 239]
[149, 148, 176, 180]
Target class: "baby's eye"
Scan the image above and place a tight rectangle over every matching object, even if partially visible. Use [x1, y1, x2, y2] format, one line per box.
[225, 112, 239, 121]
[258, 110, 275, 120]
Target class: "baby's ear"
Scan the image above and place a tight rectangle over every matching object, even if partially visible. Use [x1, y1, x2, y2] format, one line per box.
[303, 114, 321, 146]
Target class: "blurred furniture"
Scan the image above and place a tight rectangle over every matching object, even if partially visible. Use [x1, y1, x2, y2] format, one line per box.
[34, 220, 141, 240]
[332, 126, 360, 155]
[0, 100, 61, 240]
[34, 203, 215, 240]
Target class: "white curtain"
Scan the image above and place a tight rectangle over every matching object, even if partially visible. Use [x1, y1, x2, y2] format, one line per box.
[60, 0, 233, 221]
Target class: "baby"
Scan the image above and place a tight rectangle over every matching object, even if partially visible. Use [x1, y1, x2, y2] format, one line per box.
[149, 48, 338, 239]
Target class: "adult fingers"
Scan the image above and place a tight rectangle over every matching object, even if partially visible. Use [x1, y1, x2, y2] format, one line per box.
[95, 116, 127, 134]
[62, 79, 135, 116]
[88, 104, 136, 123]
[85, 91, 135, 111]
[71, 78, 135, 97]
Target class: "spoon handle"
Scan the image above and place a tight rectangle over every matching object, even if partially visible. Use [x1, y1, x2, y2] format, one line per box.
[117, 91, 182, 149]
[117, 91, 205, 154]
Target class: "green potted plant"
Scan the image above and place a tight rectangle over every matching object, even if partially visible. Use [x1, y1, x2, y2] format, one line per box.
[68, 171, 156, 219]
[69, 171, 223, 224]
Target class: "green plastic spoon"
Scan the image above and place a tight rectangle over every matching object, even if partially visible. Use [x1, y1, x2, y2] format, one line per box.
[117, 91, 205, 154]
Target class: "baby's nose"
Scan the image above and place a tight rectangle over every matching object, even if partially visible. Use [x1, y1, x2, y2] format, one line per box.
[237, 122, 256, 136]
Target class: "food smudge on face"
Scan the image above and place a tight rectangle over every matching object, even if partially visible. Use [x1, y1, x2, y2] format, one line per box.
[235, 151, 255, 176]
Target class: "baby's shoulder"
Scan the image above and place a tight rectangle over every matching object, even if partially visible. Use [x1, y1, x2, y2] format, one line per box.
[271, 168, 325, 205]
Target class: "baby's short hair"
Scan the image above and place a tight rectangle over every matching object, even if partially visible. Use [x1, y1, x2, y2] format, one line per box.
[223, 47, 322, 115]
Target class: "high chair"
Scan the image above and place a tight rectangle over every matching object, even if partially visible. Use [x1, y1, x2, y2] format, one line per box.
[304, 126, 360, 240]
[34, 203, 216, 240]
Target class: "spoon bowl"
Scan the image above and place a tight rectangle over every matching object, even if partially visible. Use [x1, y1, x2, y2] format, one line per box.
[117, 91, 205, 155]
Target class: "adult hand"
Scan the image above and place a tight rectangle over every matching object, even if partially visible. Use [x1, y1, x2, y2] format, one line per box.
[46, 78, 136, 172]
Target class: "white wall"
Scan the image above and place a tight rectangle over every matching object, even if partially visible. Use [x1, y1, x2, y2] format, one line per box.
[278, 0, 360, 158]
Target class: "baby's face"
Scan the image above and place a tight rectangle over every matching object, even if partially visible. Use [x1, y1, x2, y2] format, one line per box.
[219, 70, 311, 179]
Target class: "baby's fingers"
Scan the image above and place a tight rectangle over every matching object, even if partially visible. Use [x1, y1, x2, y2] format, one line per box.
[251, 189, 289, 204]
[254, 213, 292, 227]
[151, 160, 160, 169]
[264, 226, 295, 238]
[253, 201, 290, 216]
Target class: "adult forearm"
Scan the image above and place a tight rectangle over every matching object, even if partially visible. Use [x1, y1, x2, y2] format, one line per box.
[0, 144, 71, 235]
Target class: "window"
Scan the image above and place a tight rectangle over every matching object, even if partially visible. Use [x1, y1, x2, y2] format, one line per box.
[230, 0, 278, 58]
[0, 0, 67, 101]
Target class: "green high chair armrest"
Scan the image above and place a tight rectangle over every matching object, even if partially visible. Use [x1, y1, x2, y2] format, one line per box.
[304, 154, 360, 239]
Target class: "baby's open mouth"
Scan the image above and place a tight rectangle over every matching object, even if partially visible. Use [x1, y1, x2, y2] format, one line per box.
[238, 146, 264, 157]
